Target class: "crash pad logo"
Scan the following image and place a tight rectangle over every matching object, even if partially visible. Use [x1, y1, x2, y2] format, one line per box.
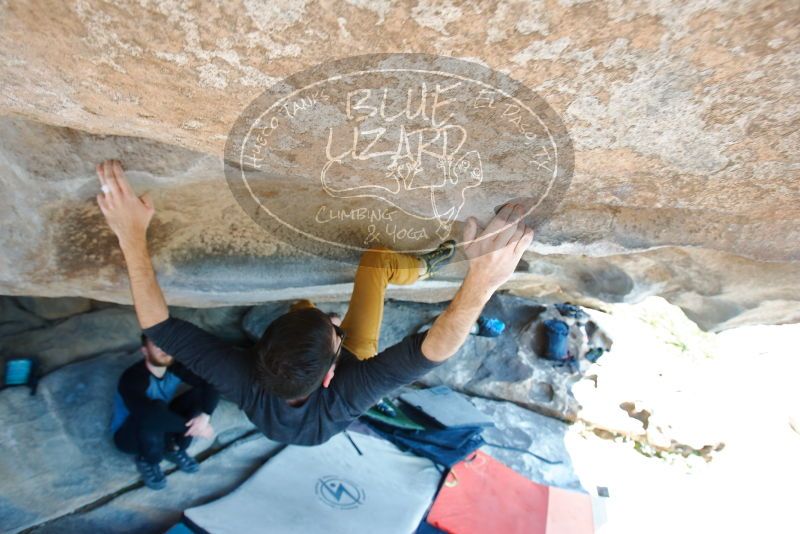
[225, 53, 573, 264]
[315, 475, 366, 510]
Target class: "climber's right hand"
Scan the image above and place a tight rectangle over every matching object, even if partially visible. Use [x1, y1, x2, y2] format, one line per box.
[462, 203, 533, 292]
[95, 159, 155, 247]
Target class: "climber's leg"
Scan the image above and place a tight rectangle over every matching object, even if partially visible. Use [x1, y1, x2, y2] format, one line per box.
[290, 299, 316, 312]
[340, 248, 423, 360]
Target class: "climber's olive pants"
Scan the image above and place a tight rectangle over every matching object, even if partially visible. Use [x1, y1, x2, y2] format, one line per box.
[291, 248, 422, 360]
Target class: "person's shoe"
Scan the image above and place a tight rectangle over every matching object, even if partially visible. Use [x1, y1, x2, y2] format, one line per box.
[165, 449, 200, 474]
[418, 240, 456, 279]
[135, 456, 167, 490]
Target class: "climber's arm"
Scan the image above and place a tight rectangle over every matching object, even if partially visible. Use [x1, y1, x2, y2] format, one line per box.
[95, 159, 168, 329]
[420, 204, 533, 362]
[118, 238, 169, 329]
[333, 205, 534, 415]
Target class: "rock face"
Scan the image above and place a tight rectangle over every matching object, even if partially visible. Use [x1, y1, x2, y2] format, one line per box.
[0, 297, 252, 376]
[0, 0, 799, 331]
[470, 396, 581, 491]
[0, 297, 47, 337]
[16, 296, 92, 320]
[0, 306, 142, 375]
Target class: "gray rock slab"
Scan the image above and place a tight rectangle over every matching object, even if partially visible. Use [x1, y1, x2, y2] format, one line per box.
[15, 296, 92, 320]
[242, 302, 293, 341]
[242, 301, 351, 341]
[169, 305, 251, 344]
[470, 396, 583, 491]
[0, 308, 142, 374]
[0, 296, 47, 337]
[0, 351, 253, 534]
[418, 295, 588, 420]
[34, 434, 284, 534]
[243, 299, 446, 346]
[375, 300, 448, 350]
[0, 301, 250, 376]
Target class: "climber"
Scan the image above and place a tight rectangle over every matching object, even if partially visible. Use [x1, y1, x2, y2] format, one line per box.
[94, 159, 533, 446]
[110, 334, 219, 490]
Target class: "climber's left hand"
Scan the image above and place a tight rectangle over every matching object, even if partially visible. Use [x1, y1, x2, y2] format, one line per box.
[185, 413, 214, 439]
[95, 159, 154, 246]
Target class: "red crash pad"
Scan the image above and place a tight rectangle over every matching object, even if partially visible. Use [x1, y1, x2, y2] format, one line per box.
[426, 451, 594, 534]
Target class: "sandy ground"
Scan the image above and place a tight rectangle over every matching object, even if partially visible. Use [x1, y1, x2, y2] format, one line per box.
[568, 300, 800, 534]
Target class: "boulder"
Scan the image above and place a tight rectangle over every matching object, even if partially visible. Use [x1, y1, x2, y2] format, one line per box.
[242, 300, 353, 341]
[0, 0, 797, 331]
[0, 307, 142, 375]
[170, 305, 251, 344]
[15, 296, 91, 320]
[0, 296, 47, 337]
[242, 302, 295, 341]
[0, 351, 254, 534]
[243, 299, 442, 345]
[0, 301, 256, 377]
[418, 295, 595, 420]
[470, 396, 582, 491]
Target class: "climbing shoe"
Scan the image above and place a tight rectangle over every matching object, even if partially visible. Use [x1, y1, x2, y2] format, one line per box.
[471, 316, 506, 337]
[135, 456, 167, 490]
[165, 449, 200, 474]
[418, 240, 456, 279]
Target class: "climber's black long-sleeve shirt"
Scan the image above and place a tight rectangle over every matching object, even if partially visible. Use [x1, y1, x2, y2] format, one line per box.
[142, 317, 441, 446]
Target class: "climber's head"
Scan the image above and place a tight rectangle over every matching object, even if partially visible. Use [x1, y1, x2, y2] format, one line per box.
[140, 334, 174, 367]
[254, 307, 344, 401]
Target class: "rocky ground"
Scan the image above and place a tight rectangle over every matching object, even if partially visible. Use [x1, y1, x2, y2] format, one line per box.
[1, 294, 798, 533]
[0, 348, 582, 533]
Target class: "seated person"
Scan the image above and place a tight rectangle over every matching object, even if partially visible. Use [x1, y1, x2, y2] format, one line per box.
[111, 334, 219, 490]
[95, 159, 533, 446]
